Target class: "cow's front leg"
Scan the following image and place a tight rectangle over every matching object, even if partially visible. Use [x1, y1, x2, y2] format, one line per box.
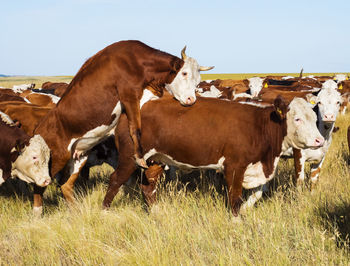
[293, 148, 306, 186]
[224, 164, 245, 216]
[121, 96, 147, 169]
[61, 156, 88, 203]
[33, 184, 46, 217]
[310, 158, 325, 190]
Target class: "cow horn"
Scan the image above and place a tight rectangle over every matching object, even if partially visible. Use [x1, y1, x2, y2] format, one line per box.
[299, 68, 304, 78]
[181, 46, 187, 60]
[199, 66, 215, 71]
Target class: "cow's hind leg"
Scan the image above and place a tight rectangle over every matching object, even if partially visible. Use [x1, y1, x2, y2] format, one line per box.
[102, 159, 137, 208]
[61, 156, 88, 203]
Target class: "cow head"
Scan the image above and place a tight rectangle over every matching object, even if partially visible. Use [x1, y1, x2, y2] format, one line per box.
[322, 80, 338, 91]
[11, 134, 51, 187]
[313, 86, 342, 123]
[247, 77, 265, 98]
[165, 46, 214, 106]
[283, 97, 324, 149]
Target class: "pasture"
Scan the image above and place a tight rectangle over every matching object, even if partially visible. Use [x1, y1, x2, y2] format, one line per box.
[0, 75, 349, 265]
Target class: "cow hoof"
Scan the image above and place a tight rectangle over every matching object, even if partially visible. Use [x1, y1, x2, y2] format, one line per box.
[135, 157, 148, 169]
[33, 206, 43, 218]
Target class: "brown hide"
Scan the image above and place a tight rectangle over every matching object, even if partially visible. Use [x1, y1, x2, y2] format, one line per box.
[0, 93, 26, 103]
[104, 96, 288, 215]
[0, 119, 30, 181]
[25, 93, 57, 108]
[0, 101, 51, 136]
[34, 40, 185, 178]
[41, 82, 69, 97]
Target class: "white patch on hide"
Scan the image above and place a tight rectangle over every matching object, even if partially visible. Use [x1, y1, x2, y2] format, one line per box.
[143, 148, 225, 171]
[0, 169, 4, 185]
[0, 111, 15, 125]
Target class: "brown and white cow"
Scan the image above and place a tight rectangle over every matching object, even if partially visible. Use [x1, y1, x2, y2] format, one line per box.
[37, 82, 69, 97]
[0, 111, 51, 215]
[32, 40, 213, 211]
[102, 94, 323, 216]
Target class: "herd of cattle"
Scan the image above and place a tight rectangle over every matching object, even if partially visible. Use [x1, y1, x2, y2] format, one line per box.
[0, 40, 349, 217]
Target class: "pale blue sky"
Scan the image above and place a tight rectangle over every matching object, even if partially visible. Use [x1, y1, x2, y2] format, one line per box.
[1, 0, 349, 75]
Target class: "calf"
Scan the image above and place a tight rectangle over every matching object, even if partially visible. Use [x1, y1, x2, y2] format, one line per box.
[103, 95, 323, 215]
[0, 111, 51, 200]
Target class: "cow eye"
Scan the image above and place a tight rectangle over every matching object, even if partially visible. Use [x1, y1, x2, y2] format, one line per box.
[337, 101, 340, 105]
[295, 118, 301, 122]
[182, 72, 187, 76]
[33, 156, 37, 160]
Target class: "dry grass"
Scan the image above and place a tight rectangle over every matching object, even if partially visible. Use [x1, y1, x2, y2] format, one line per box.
[0, 76, 349, 264]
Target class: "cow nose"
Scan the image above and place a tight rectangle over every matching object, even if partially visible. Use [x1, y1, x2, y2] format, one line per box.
[185, 96, 195, 106]
[324, 114, 334, 120]
[41, 178, 51, 187]
[314, 137, 324, 147]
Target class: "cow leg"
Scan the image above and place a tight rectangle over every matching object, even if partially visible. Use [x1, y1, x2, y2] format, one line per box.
[293, 148, 306, 186]
[60, 156, 88, 203]
[140, 164, 163, 206]
[240, 184, 268, 214]
[33, 185, 46, 217]
[119, 91, 147, 168]
[224, 165, 245, 216]
[309, 158, 325, 190]
[102, 159, 137, 208]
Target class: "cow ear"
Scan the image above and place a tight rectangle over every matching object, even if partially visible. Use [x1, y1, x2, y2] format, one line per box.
[171, 58, 184, 73]
[14, 139, 25, 154]
[263, 80, 269, 88]
[243, 79, 249, 87]
[273, 95, 288, 120]
[305, 93, 318, 107]
[338, 81, 344, 91]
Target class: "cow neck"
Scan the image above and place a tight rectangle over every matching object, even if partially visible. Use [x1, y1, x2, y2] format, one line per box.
[261, 110, 287, 177]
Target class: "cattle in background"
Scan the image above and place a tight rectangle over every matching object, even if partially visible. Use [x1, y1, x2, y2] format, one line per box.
[0, 93, 26, 103]
[197, 77, 267, 99]
[35, 82, 69, 97]
[32, 40, 214, 212]
[348, 126, 350, 157]
[102, 95, 323, 216]
[0, 111, 51, 215]
[284, 85, 343, 187]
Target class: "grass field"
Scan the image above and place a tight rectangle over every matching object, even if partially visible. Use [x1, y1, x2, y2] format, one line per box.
[0, 76, 349, 264]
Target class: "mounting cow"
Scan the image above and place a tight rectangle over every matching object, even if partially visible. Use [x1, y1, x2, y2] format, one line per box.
[33, 40, 213, 212]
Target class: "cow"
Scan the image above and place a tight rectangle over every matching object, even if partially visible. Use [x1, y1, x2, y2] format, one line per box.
[284, 85, 343, 187]
[0, 111, 51, 215]
[0, 101, 51, 135]
[32, 40, 214, 212]
[24, 92, 60, 108]
[36, 82, 69, 97]
[0, 93, 26, 103]
[102, 94, 324, 216]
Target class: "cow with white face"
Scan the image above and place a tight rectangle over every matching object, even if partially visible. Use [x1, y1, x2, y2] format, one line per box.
[0, 112, 51, 189]
[322, 79, 338, 91]
[165, 47, 213, 106]
[284, 86, 343, 187]
[334, 74, 348, 83]
[247, 77, 265, 98]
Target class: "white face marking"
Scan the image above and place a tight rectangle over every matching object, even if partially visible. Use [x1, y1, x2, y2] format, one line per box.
[322, 80, 338, 90]
[140, 89, 160, 109]
[316, 87, 342, 123]
[0, 111, 14, 125]
[334, 74, 347, 83]
[12, 84, 34, 94]
[143, 148, 225, 171]
[11, 135, 51, 186]
[248, 77, 264, 98]
[0, 169, 4, 185]
[198, 85, 222, 98]
[284, 98, 324, 150]
[68, 101, 122, 155]
[165, 57, 200, 106]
